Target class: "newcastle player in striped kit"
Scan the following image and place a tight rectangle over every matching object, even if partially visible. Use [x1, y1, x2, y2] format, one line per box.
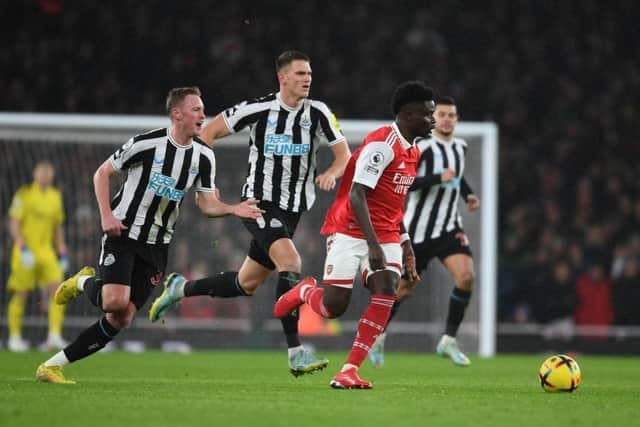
[148, 51, 350, 376]
[36, 87, 264, 384]
[368, 96, 480, 368]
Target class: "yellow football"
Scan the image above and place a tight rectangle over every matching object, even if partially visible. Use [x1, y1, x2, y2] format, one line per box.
[538, 354, 581, 392]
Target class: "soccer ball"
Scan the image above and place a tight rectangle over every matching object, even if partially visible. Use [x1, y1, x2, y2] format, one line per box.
[538, 354, 581, 392]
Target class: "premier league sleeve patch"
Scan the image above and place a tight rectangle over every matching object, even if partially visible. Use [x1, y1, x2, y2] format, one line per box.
[369, 151, 384, 165]
[364, 151, 384, 175]
[353, 141, 395, 188]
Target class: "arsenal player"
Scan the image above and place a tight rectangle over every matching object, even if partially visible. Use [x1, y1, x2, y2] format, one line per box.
[275, 81, 435, 389]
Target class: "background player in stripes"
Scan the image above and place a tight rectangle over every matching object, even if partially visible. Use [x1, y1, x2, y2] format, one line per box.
[274, 81, 435, 389]
[368, 96, 480, 368]
[6, 161, 70, 352]
[35, 87, 264, 384]
[148, 51, 350, 376]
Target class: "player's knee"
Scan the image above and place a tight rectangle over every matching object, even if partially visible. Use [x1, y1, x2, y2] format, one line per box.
[325, 303, 347, 317]
[269, 241, 302, 273]
[107, 316, 130, 330]
[278, 257, 301, 273]
[106, 309, 135, 329]
[107, 313, 133, 330]
[324, 297, 349, 317]
[456, 270, 475, 290]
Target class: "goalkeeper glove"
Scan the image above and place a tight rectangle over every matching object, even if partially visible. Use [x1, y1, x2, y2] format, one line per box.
[20, 246, 35, 268]
[58, 252, 69, 273]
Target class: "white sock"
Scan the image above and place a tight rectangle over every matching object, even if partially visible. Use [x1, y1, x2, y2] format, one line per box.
[77, 275, 91, 291]
[287, 345, 304, 359]
[341, 363, 358, 372]
[44, 350, 70, 367]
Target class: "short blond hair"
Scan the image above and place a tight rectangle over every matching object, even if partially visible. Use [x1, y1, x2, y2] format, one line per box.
[166, 86, 201, 114]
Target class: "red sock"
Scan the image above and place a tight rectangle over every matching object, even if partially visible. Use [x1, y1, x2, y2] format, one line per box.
[346, 294, 396, 367]
[304, 287, 333, 318]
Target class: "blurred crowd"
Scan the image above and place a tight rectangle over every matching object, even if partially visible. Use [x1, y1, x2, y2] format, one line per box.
[2, 0, 639, 331]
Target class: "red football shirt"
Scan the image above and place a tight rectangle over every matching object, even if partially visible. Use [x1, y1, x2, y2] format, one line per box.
[321, 123, 419, 243]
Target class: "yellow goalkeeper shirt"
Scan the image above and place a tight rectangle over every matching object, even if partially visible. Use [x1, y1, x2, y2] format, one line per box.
[9, 183, 64, 250]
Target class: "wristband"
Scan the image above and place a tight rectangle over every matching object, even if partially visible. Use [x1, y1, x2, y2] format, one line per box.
[400, 233, 410, 244]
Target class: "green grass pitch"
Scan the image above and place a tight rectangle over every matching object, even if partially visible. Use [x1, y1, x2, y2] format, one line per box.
[1, 350, 638, 427]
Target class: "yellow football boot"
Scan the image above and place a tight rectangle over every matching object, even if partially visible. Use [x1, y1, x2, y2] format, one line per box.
[36, 364, 76, 384]
[54, 266, 95, 305]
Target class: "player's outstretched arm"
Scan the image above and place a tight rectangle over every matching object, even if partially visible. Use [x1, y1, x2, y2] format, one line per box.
[196, 191, 265, 219]
[199, 114, 232, 147]
[315, 141, 351, 191]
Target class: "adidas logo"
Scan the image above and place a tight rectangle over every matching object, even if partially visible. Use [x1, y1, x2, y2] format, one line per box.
[398, 161, 406, 169]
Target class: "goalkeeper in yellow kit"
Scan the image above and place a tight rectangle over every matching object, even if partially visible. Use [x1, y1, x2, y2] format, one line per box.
[6, 161, 70, 352]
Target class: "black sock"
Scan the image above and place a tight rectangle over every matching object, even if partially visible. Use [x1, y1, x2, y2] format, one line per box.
[277, 271, 301, 348]
[384, 299, 404, 331]
[184, 272, 246, 298]
[63, 316, 120, 362]
[84, 277, 104, 309]
[445, 287, 472, 337]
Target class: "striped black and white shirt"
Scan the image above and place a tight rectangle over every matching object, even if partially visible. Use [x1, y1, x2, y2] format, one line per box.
[109, 127, 216, 245]
[404, 136, 474, 244]
[222, 92, 345, 213]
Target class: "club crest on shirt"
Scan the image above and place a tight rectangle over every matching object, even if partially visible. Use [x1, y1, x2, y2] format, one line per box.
[300, 115, 312, 129]
[270, 218, 283, 228]
[102, 253, 116, 266]
[326, 264, 333, 275]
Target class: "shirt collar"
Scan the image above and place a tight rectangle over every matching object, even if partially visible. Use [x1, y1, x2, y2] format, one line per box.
[167, 127, 193, 149]
[276, 92, 303, 112]
[392, 122, 414, 149]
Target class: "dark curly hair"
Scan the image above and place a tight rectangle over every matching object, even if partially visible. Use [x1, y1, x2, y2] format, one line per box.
[391, 81, 434, 115]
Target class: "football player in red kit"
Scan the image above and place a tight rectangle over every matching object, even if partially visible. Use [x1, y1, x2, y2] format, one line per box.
[275, 81, 435, 389]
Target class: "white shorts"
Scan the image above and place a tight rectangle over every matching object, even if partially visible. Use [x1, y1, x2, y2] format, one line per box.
[322, 232, 402, 289]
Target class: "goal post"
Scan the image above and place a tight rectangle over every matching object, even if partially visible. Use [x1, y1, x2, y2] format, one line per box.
[0, 113, 498, 356]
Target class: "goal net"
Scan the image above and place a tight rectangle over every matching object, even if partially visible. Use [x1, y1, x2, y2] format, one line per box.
[0, 113, 497, 356]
